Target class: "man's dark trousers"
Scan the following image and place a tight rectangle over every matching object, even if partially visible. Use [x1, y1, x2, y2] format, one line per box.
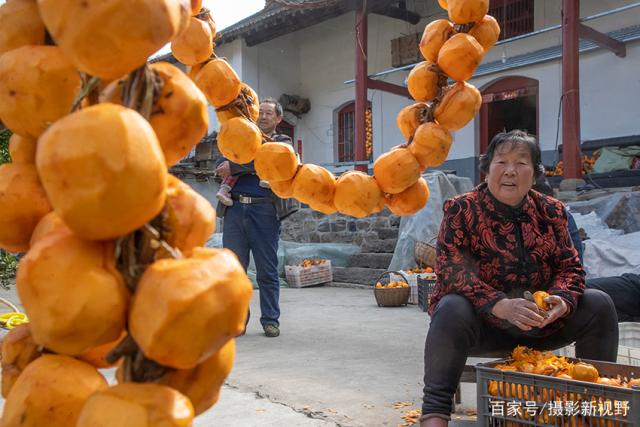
[222, 201, 281, 327]
[587, 273, 640, 322]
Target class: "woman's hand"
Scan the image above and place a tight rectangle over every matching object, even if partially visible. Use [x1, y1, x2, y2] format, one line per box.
[491, 298, 545, 331]
[539, 295, 569, 328]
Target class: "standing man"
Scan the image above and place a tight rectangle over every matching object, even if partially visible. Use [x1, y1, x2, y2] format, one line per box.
[215, 98, 297, 338]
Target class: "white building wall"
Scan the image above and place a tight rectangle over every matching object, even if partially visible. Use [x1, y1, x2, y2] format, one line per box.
[251, 33, 302, 102]
[209, 33, 301, 133]
[214, 0, 640, 173]
[293, 11, 450, 168]
[457, 40, 640, 161]
[481, 0, 639, 64]
[297, 13, 355, 166]
[579, 42, 640, 141]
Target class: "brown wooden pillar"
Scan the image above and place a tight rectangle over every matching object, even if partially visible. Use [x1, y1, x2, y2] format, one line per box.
[562, 0, 582, 179]
[354, 0, 368, 172]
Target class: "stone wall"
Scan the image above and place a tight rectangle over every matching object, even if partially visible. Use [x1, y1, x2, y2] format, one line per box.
[281, 208, 401, 252]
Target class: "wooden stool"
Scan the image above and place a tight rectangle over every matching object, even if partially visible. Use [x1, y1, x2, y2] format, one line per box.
[454, 352, 510, 406]
[454, 365, 477, 404]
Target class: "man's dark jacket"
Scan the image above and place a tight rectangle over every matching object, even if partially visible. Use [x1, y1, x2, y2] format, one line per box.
[215, 133, 299, 221]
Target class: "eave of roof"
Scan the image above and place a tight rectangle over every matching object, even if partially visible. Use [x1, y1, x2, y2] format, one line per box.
[218, 0, 398, 46]
[218, 2, 289, 43]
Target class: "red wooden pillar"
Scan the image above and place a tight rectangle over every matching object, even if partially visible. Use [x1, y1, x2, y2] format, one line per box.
[354, 0, 368, 172]
[562, 0, 582, 179]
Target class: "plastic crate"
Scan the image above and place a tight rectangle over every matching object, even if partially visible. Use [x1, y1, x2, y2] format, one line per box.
[417, 275, 437, 312]
[476, 357, 640, 426]
[620, 323, 640, 349]
[284, 260, 332, 288]
[390, 272, 435, 305]
[557, 344, 640, 367]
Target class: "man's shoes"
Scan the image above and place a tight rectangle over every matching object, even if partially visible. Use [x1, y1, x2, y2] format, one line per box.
[263, 324, 280, 338]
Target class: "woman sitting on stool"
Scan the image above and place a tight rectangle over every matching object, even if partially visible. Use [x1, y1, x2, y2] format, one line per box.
[420, 130, 618, 426]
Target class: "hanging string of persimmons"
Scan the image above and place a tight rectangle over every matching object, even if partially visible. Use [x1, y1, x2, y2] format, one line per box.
[196, 0, 499, 218]
[0, 0, 498, 425]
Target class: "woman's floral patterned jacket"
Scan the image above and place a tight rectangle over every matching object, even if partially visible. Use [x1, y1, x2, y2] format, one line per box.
[428, 183, 585, 336]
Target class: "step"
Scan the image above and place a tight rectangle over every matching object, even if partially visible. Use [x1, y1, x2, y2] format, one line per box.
[361, 238, 398, 253]
[331, 267, 386, 286]
[376, 228, 399, 239]
[347, 253, 393, 269]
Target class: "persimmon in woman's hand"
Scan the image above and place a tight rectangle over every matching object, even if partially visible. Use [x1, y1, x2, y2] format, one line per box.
[532, 291, 550, 310]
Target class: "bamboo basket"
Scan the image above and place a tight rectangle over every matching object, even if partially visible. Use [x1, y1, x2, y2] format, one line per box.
[414, 237, 437, 268]
[373, 271, 410, 307]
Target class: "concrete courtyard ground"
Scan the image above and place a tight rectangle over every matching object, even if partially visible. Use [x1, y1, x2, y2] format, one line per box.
[0, 285, 484, 426]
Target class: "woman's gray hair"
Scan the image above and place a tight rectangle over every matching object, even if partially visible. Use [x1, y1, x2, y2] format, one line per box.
[479, 130, 544, 178]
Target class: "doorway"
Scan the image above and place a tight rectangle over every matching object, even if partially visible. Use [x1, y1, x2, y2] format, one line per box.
[480, 76, 539, 155]
[487, 95, 537, 140]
